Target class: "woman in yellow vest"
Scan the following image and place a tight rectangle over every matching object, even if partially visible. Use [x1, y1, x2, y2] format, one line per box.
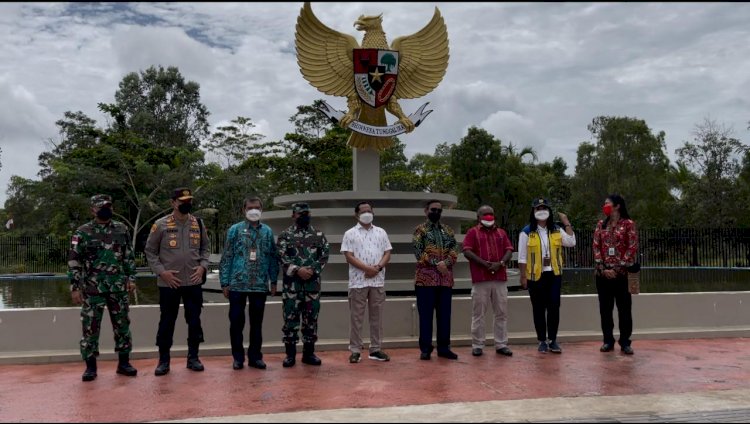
[518, 197, 576, 354]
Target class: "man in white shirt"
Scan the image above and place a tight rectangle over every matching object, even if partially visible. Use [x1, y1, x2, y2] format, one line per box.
[341, 201, 393, 363]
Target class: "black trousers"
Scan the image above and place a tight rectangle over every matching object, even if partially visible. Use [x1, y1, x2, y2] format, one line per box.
[228, 291, 267, 362]
[596, 274, 632, 347]
[527, 271, 562, 342]
[415, 285, 453, 354]
[156, 285, 204, 355]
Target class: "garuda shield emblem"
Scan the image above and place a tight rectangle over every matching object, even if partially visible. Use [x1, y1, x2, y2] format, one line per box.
[295, 2, 449, 150]
[354, 49, 399, 108]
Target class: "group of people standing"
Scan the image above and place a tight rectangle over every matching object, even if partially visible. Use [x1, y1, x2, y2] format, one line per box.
[67, 188, 639, 382]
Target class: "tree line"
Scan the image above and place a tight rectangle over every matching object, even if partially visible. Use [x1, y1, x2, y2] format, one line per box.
[2, 65, 749, 253]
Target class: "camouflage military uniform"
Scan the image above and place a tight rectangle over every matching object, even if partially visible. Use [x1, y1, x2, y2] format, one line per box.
[277, 207, 330, 345]
[68, 198, 136, 361]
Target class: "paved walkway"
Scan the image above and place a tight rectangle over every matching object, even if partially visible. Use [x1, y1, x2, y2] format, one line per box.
[1, 338, 748, 422]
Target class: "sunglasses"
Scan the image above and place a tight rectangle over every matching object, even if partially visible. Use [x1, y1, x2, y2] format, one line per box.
[429, 208, 443, 213]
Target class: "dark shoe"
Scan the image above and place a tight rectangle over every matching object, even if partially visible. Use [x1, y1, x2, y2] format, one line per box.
[538, 341, 549, 353]
[232, 360, 244, 370]
[186, 356, 205, 372]
[472, 348, 483, 357]
[437, 350, 458, 360]
[548, 341, 562, 354]
[302, 342, 322, 366]
[419, 352, 431, 360]
[349, 352, 361, 363]
[600, 343, 615, 352]
[249, 359, 267, 369]
[368, 351, 390, 362]
[621, 346, 634, 355]
[301, 353, 322, 366]
[154, 361, 170, 376]
[82, 357, 97, 382]
[283, 343, 296, 368]
[116, 363, 138, 376]
[496, 347, 513, 357]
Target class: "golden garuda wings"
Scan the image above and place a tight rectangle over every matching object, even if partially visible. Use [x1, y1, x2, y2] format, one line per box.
[295, 2, 449, 150]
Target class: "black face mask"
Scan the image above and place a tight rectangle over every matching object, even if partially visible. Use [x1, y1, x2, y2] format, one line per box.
[177, 203, 192, 215]
[296, 214, 311, 227]
[96, 207, 113, 220]
[427, 211, 441, 223]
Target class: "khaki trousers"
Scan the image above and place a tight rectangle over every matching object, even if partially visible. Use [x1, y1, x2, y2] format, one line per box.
[471, 280, 508, 349]
[348, 286, 386, 354]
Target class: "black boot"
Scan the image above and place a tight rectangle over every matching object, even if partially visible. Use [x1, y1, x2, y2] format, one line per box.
[282, 343, 296, 368]
[116, 353, 138, 377]
[82, 356, 97, 382]
[301, 342, 322, 366]
[186, 343, 204, 371]
[154, 350, 170, 376]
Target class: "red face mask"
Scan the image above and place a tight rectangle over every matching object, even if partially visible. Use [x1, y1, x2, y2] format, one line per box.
[603, 204, 613, 216]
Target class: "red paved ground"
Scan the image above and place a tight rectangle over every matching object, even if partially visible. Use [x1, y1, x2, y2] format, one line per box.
[1, 338, 749, 422]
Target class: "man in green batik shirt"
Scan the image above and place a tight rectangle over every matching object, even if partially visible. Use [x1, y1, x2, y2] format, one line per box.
[68, 194, 138, 382]
[276, 202, 329, 367]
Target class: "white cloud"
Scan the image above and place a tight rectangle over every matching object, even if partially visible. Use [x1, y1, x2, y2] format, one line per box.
[1, 2, 750, 206]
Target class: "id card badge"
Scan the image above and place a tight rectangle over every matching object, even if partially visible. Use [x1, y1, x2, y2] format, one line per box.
[543, 257, 551, 267]
[249, 248, 257, 262]
[608, 247, 616, 257]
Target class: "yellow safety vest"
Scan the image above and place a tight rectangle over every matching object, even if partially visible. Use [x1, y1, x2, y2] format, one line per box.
[525, 228, 564, 281]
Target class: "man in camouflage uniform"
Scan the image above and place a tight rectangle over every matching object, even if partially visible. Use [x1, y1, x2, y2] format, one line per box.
[276, 202, 329, 367]
[68, 194, 138, 382]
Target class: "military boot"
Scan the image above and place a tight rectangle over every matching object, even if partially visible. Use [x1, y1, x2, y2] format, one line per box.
[154, 350, 170, 376]
[301, 342, 322, 366]
[116, 353, 137, 377]
[186, 344, 205, 372]
[82, 356, 97, 382]
[282, 343, 296, 368]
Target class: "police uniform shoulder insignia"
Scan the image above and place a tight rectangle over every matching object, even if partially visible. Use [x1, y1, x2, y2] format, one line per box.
[150, 223, 158, 233]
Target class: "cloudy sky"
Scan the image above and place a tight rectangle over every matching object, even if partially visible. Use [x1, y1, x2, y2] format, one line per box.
[1, 2, 749, 206]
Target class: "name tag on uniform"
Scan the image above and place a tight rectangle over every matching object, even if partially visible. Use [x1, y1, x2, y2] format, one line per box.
[249, 248, 257, 262]
[608, 247, 616, 256]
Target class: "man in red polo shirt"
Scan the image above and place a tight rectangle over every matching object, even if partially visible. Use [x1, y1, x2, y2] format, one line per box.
[463, 205, 515, 357]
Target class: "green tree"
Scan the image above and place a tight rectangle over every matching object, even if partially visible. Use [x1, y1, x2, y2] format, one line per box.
[449, 126, 544, 229]
[676, 118, 748, 227]
[568, 116, 674, 229]
[7, 66, 208, 249]
[204, 116, 265, 168]
[105, 65, 210, 150]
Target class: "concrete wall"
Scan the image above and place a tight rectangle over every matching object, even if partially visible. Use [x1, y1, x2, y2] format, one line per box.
[1, 292, 749, 364]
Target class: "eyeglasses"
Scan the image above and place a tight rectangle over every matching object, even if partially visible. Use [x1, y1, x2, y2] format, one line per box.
[429, 208, 443, 213]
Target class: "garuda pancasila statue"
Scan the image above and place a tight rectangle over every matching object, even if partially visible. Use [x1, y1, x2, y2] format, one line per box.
[295, 2, 449, 150]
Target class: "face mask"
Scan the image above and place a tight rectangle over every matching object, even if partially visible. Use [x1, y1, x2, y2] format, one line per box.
[534, 210, 550, 221]
[296, 214, 310, 227]
[603, 204, 613, 216]
[427, 211, 441, 223]
[96, 207, 113, 220]
[358, 212, 374, 225]
[480, 214, 494, 227]
[177, 203, 192, 215]
[245, 209, 262, 222]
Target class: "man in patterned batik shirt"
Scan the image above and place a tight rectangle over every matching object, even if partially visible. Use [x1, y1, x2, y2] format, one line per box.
[341, 201, 393, 364]
[412, 199, 459, 361]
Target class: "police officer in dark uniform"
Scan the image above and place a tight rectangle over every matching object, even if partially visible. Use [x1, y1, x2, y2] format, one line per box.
[68, 194, 138, 382]
[145, 188, 210, 376]
[276, 202, 330, 367]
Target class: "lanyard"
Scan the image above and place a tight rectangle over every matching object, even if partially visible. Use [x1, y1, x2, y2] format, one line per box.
[538, 226, 551, 258]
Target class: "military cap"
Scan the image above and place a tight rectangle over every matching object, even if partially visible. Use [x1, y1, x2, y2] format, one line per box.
[90, 194, 112, 207]
[171, 187, 194, 200]
[531, 197, 550, 208]
[292, 202, 310, 213]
